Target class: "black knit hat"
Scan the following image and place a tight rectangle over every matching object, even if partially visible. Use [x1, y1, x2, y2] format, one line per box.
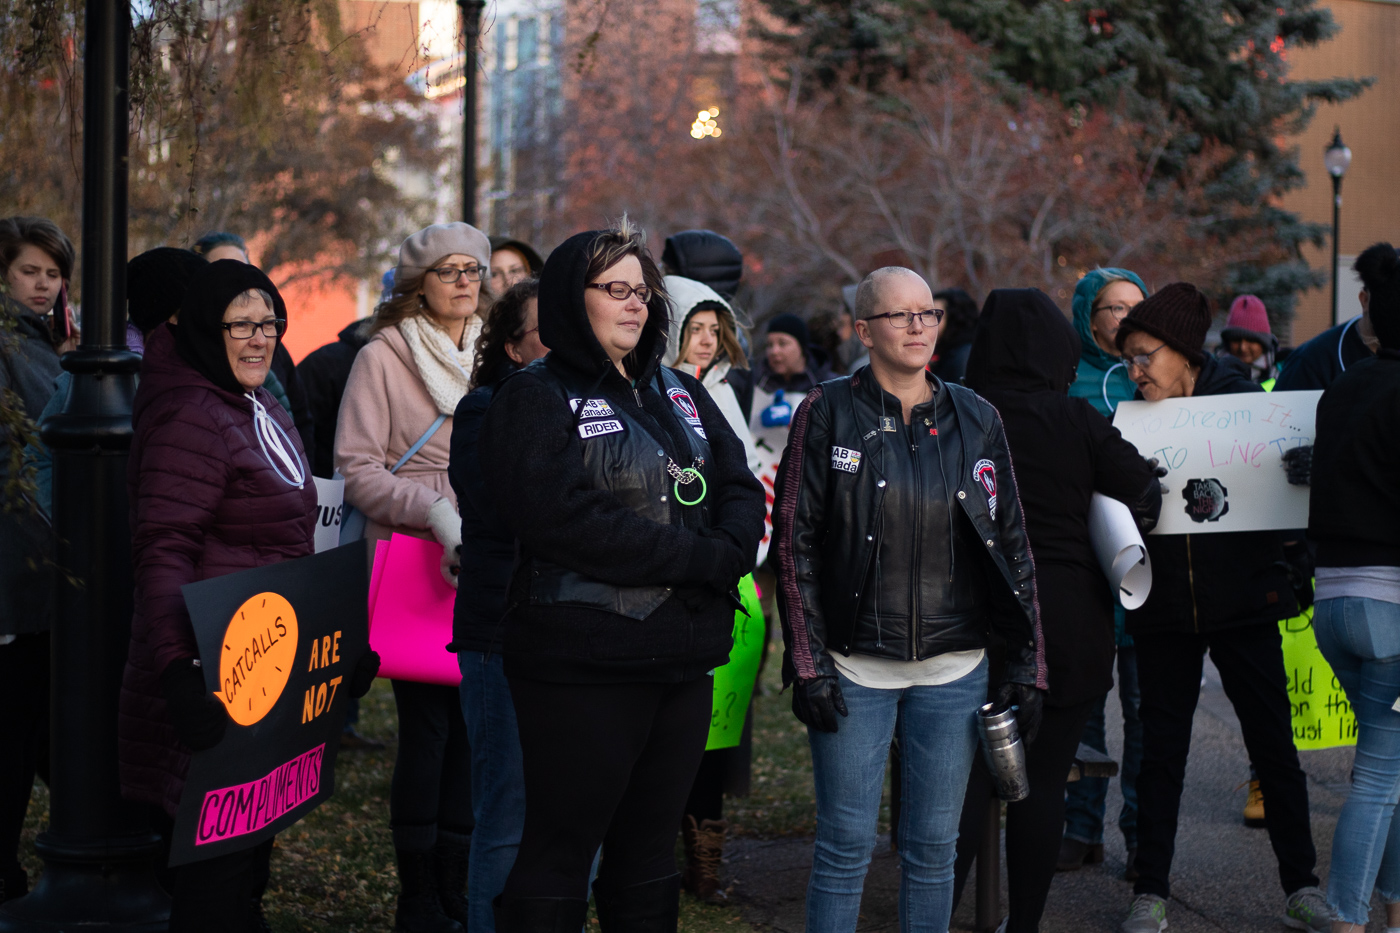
[767, 313, 810, 348]
[127, 247, 208, 335]
[1115, 282, 1213, 363]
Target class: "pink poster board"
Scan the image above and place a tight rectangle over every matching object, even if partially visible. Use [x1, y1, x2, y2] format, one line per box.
[368, 533, 461, 686]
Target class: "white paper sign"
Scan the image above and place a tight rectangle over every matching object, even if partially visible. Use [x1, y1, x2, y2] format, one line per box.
[1112, 390, 1321, 535]
[312, 476, 345, 553]
[1088, 493, 1152, 609]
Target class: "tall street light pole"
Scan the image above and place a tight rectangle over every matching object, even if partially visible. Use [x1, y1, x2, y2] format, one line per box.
[1324, 127, 1352, 325]
[0, 0, 169, 930]
[459, 0, 487, 225]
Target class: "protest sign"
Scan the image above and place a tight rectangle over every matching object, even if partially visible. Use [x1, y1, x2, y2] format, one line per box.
[1280, 603, 1358, 751]
[1112, 390, 1322, 534]
[170, 540, 369, 866]
[1088, 493, 1152, 610]
[706, 575, 765, 751]
[368, 533, 460, 686]
[312, 477, 344, 554]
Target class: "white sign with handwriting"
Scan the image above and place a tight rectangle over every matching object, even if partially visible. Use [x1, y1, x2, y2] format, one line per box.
[1112, 390, 1322, 535]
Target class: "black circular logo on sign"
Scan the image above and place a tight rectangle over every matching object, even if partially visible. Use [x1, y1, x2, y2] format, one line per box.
[1182, 478, 1229, 523]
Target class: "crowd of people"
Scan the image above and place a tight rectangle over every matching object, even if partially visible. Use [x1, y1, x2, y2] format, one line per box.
[0, 209, 1397, 933]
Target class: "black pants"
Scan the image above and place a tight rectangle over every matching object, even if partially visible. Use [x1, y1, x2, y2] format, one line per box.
[390, 679, 474, 852]
[504, 675, 711, 899]
[0, 633, 49, 894]
[952, 699, 1095, 931]
[168, 837, 273, 933]
[1133, 626, 1317, 899]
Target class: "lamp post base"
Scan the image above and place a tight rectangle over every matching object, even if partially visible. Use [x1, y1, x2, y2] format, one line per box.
[0, 831, 169, 932]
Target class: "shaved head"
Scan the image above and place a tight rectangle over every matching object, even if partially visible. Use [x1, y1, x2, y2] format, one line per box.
[854, 267, 928, 320]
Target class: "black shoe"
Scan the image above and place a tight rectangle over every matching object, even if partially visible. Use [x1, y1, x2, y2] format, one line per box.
[395, 850, 464, 933]
[593, 875, 681, 933]
[493, 894, 591, 933]
[341, 727, 386, 750]
[1055, 837, 1104, 872]
[436, 837, 470, 926]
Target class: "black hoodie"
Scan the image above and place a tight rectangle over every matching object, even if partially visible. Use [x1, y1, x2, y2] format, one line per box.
[966, 289, 1159, 706]
[480, 231, 766, 683]
[296, 318, 371, 478]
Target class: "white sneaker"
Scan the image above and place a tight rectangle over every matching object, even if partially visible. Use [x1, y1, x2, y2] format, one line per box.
[1122, 894, 1168, 933]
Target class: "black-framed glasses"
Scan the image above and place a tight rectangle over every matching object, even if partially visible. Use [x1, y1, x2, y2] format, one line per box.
[866, 309, 944, 329]
[1123, 343, 1168, 371]
[588, 281, 653, 303]
[1094, 302, 1136, 319]
[429, 265, 486, 284]
[221, 319, 287, 339]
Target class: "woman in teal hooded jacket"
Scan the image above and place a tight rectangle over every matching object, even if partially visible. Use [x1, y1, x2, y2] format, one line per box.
[1068, 268, 1149, 417]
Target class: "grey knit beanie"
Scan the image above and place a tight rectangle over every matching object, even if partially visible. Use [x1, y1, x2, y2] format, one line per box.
[395, 223, 491, 282]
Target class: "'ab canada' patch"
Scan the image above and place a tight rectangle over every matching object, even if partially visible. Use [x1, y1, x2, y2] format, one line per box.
[831, 446, 862, 474]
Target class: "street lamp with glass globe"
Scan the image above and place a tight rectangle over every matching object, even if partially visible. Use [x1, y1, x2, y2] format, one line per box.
[1324, 127, 1352, 324]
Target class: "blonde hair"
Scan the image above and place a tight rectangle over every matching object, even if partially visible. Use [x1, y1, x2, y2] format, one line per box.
[370, 254, 491, 338]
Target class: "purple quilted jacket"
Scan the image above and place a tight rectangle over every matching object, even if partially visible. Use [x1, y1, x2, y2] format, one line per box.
[118, 324, 316, 816]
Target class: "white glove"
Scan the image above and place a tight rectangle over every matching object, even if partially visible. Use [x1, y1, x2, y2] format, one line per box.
[426, 497, 462, 589]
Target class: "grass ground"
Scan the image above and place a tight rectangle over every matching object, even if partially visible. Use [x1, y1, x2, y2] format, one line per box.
[19, 634, 880, 932]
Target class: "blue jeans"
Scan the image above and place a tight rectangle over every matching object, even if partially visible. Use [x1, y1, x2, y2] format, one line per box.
[459, 651, 526, 933]
[806, 659, 987, 933]
[1063, 645, 1141, 848]
[1313, 597, 1400, 925]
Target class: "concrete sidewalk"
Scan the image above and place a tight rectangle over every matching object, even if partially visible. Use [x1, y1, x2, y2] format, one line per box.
[724, 658, 1372, 932]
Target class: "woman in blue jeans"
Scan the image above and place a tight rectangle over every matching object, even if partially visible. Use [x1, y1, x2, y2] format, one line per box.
[773, 267, 1046, 933]
[449, 278, 548, 933]
[1303, 242, 1400, 933]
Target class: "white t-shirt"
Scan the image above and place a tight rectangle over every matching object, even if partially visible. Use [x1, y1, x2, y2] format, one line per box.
[834, 648, 986, 689]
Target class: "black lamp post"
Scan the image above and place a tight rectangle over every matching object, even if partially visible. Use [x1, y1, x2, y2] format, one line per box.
[458, 0, 487, 226]
[0, 0, 170, 929]
[1324, 126, 1352, 325]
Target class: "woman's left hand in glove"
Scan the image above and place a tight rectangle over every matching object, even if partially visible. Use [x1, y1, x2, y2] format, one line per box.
[349, 650, 381, 699]
[426, 498, 462, 589]
[994, 681, 1045, 745]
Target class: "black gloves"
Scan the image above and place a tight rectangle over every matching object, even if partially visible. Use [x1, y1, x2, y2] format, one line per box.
[159, 658, 229, 751]
[1280, 540, 1315, 612]
[349, 649, 381, 699]
[1281, 445, 1312, 486]
[994, 681, 1044, 745]
[792, 676, 848, 733]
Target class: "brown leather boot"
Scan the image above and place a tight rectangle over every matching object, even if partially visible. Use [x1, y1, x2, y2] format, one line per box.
[681, 816, 728, 903]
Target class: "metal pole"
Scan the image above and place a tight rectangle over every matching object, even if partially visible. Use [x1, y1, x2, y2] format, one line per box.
[459, 0, 486, 225]
[0, 0, 168, 928]
[1330, 174, 1342, 325]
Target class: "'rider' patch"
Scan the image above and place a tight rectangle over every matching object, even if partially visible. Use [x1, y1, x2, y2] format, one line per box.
[569, 398, 615, 418]
[973, 458, 997, 519]
[578, 419, 625, 439]
[831, 446, 862, 474]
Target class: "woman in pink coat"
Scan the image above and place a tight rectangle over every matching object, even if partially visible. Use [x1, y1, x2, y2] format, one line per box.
[335, 222, 491, 933]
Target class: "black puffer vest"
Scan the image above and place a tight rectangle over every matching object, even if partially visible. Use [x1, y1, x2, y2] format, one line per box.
[523, 361, 714, 620]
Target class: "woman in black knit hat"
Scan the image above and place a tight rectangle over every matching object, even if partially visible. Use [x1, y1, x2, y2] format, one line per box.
[1114, 284, 1331, 933]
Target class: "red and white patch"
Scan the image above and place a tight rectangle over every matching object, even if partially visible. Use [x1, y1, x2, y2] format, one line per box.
[666, 386, 702, 425]
[973, 458, 997, 520]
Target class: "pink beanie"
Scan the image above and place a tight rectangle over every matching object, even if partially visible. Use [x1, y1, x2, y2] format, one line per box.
[1223, 295, 1271, 340]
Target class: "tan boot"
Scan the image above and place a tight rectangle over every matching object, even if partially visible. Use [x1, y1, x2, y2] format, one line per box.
[681, 815, 728, 904]
[1242, 779, 1266, 827]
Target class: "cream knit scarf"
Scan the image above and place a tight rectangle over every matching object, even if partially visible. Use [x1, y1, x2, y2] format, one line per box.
[398, 314, 481, 415]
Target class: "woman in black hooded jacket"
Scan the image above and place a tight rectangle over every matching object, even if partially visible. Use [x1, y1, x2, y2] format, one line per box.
[954, 288, 1161, 932]
[480, 219, 765, 933]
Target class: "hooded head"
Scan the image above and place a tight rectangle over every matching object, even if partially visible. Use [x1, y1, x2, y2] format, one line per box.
[1355, 242, 1400, 351]
[537, 224, 670, 382]
[661, 230, 743, 300]
[175, 259, 287, 395]
[127, 247, 208, 335]
[965, 288, 1081, 394]
[1071, 268, 1149, 365]
[661, 274, 743, 371]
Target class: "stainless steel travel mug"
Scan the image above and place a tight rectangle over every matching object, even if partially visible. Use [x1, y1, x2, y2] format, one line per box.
[978, 701, 1030, 802]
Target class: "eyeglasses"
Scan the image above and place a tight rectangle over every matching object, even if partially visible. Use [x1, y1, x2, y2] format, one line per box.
[865, 309, 945, 329]
[429, 265, 486, 284]
[1123, 343, 1167, 371]
[221, 319, 287, 339]
[1094, 303, 1136, 319]
[490, 266, 527, 282]
[513, 326, 540, 340]
[588, 282, 654, 303]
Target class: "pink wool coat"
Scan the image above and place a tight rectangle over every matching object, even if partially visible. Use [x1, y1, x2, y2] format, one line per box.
[334, 323, 457, 547]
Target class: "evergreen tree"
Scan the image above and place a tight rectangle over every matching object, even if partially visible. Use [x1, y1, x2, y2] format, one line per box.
[761, 0, 1372, 323]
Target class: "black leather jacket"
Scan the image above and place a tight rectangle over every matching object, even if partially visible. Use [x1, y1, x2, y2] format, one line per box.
[774, 367, 1046, 689]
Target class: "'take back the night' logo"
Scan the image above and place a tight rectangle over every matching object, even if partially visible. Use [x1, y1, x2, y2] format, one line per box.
[1182, 478, 1230, 523]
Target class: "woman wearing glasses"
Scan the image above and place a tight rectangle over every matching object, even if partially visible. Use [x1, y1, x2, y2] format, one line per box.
[121, 260, 379, 930]
[337, 222, 493, 933]
[1113, 285, 1328, 933]
[774, 267, 1045, 933]
[480, 218, 765, 933]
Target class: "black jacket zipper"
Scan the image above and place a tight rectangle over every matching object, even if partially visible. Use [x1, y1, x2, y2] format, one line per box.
[909, 426, 923, 660]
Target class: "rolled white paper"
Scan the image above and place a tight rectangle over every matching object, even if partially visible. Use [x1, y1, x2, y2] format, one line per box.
[312, 476, 346, 554]
[1088, 493, 1153, 610]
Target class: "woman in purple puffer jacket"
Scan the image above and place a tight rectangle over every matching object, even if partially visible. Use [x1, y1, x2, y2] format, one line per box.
[118, 260, 376, 932]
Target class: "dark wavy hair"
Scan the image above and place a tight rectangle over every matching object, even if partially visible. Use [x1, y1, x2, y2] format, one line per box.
[471, 277, 540, 390]
[933, 287, 980, 346]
